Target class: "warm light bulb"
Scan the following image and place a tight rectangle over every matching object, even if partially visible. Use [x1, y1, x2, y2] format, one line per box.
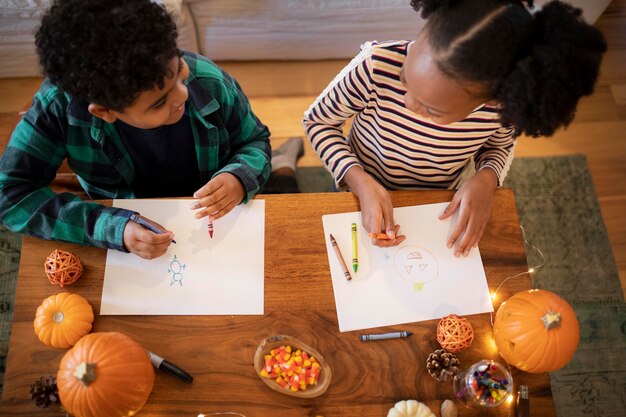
[507, 394, 515, 404]
[528, 268, 535, 273]
[491, 292, 497, 300]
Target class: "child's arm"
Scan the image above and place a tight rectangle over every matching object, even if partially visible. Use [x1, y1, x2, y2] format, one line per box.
[439, 167, 498, 257]
[344, 166, 406, 248]
[212, 75, 271, 202]
[0, 99, 133, 252]
[302, 45, 375, 189]
[473, 125, 516, 185]
[438, 125, 516, 256]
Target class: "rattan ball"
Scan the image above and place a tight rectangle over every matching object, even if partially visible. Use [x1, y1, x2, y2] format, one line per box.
[436, 314, 474, 353]
[45, 250, 83, 287]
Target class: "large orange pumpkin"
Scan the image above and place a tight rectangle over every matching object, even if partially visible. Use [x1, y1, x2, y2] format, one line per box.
[57, 332, 155, 417]
[493, 289, 579, 373]
[34, 292, 94, 348]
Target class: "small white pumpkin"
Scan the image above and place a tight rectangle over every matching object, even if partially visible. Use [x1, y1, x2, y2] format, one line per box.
[387, 400, 436, 417]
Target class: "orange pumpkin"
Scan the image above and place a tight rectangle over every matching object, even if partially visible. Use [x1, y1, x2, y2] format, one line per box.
[493, 289, 579, 373]
[34, 292, 94, 348]
[57, 332, 155, 417]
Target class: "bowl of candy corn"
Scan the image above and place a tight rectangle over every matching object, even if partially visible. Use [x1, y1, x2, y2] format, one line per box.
[253, 335, 332, 398]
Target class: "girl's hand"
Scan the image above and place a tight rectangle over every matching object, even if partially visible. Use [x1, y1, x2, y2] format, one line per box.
[123, 218, 174, 259]
[190, 173, 245, 221]
[439, 168, 498, 257]
[344, 167, 406, 248]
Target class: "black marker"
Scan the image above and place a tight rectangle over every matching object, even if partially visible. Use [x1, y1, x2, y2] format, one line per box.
[359, 331, 413, 341]
[130, 213, 176, 243]
[148, 351, 193, 384]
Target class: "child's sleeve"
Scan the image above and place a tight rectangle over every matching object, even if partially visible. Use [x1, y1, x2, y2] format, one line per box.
[474, 126, 516, 185]
[302, 44, 375, 188]
[214, 76, 271, 202]
[0, 100, 132, 252]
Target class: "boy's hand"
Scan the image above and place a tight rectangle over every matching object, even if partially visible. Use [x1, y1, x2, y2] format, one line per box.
[123, 220, 174, 259]
[345, 167, 406, 248]
[190, 172, 245, 221]
[439, 168, 498, 257]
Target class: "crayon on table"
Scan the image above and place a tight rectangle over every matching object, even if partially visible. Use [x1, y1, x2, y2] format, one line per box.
[359, 331, 413, 341]
[208, 216, 214, 238]
[351, 222, 358, 273]
[330, 234, 352, 281]
[129, 213, 176, 244]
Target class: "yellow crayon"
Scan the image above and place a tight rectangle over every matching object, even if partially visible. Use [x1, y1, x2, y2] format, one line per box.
[351, 223, 358, 273]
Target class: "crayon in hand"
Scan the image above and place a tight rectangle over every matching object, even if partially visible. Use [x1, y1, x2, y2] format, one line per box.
[368, 232, 392, 240]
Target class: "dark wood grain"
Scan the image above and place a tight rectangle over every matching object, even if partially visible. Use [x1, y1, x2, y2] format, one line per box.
[0, 189, 555, 417]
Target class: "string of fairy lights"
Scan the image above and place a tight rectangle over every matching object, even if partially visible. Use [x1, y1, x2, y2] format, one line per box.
[490, 224, 546, 327]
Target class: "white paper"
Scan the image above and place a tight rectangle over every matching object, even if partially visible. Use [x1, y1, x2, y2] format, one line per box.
[322, 202, 493, 332]
[101, 199, 264, 315]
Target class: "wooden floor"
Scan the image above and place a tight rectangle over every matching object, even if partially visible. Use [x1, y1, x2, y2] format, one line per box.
[0, 0, 624, 299]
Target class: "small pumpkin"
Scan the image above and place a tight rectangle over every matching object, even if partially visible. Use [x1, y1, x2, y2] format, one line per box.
[387, 400, 435, 417]
[57, 332, 155, 417]
[34, 292, 94, 348]
[493, 289, 579, 373]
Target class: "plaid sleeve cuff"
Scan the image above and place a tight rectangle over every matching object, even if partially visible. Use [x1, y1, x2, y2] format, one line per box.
[93, 208, 135, 252]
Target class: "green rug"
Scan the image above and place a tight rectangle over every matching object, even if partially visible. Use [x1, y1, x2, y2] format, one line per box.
[503, 155, 626, 417]
[1, 155, 625, 416]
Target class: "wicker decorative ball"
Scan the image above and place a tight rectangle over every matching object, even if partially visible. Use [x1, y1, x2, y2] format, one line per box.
[436, 314, 474, 353]
[45, 250, 83, 287]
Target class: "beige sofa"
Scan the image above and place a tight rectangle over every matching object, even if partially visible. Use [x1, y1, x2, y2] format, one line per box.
[0, 0, 612, 78]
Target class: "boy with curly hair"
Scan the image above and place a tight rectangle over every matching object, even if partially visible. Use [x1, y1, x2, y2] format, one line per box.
[0, 0, 279, 259]
[303, 0, 606, 256]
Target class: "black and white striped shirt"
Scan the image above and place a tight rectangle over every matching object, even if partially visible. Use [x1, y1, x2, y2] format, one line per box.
[303, 40, 515, 190]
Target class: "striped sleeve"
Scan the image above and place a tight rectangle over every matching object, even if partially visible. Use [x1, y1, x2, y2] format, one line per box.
[302, 43, 375, 186]
[473, 126, 516, 185]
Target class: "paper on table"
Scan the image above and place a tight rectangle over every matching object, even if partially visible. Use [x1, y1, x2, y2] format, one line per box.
[101, 199, 264, 315]
[322, 202, 493, 332]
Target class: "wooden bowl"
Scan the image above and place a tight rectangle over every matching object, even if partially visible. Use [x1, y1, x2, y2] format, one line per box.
[253, 335, 332, 398]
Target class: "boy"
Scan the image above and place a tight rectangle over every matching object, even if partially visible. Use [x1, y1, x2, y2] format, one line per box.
[0, 0, 281, 259]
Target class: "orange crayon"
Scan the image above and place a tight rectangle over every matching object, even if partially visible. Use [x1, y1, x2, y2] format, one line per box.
[368, 232, 392, 240]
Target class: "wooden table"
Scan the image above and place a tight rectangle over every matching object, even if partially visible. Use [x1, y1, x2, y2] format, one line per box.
[0, 190, 556, 416]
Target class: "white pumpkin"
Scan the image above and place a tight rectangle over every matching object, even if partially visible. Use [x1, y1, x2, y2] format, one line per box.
[387, 400, 436, 417]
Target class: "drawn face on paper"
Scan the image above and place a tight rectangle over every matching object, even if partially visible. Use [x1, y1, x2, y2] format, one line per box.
[393, 245, 439, 291]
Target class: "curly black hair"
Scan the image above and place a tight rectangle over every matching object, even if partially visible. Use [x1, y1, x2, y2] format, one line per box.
[409, 0, 606, 137]
[35, 0, 178, 111]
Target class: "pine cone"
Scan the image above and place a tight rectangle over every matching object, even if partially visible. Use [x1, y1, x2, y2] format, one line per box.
[29, 375, 59, 409]
[426, 349, 460, 381]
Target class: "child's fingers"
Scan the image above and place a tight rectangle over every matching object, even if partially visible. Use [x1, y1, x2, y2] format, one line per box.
[447, 212, 469, 251]
[439, 198, 460, 220]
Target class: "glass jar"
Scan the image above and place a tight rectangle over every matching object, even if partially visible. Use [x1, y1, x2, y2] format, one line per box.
[453, 359, 513, 408]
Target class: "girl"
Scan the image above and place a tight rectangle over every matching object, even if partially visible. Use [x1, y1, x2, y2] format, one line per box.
[303, 0, 606, 256]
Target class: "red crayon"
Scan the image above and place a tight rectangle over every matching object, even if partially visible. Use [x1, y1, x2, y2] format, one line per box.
[208, 217, 214, 238]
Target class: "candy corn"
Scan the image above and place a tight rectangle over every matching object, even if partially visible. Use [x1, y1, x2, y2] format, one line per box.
[261, 345, 322, 392]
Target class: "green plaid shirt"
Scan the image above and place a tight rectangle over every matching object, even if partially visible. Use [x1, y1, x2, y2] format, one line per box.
[0, 52, 271, 252]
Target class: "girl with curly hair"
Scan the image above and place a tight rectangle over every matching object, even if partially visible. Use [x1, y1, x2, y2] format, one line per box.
[303, 0, 606, 256]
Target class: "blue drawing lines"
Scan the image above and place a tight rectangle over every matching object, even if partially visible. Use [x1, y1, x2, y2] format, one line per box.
[168, 255, 187, 287]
